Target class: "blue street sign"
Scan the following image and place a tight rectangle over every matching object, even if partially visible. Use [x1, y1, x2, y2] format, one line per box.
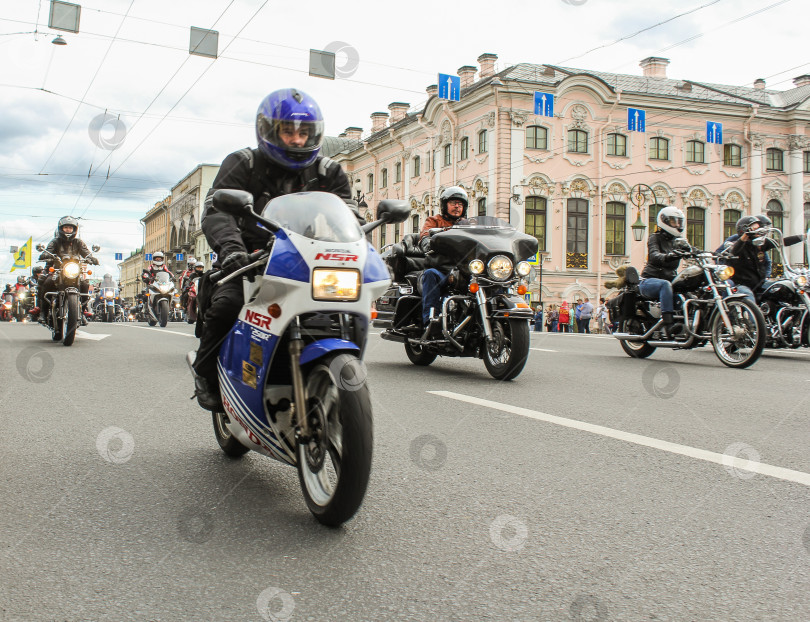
[176, 253, 184, 261]
[707, 121, 723, 145]
[114, 253, 123, 261]
[145, 253, 153, 261]
[627, 107, 646, 132]
[534, 92, 554, 117]
[210, 252, 217, 262]
[437, 73, 461, 102]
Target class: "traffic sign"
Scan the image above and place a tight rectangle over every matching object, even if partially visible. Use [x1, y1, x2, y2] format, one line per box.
[176, 253, 184, 261]
[534, 92, 554, 117]
[114, 252, 123, 261]
[145, 253, 153, 261]
[438, 73, 461, 101]
[706, 121, 723, 144]
[627, 108, 646, 132]
[210, 252, 217, 262]
[527, 252, 540, 265]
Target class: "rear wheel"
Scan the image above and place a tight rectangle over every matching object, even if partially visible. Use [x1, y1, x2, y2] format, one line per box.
[483, 319, 530, 380]
[619, 319, 656, 358]
[158, 299, 168, 327]
[404, 339, 437, 366]
[212, 411, 250, 457]
[711, 299, 765, 368]
[63, 293, 79, 346]
[297, 353, 372, 527]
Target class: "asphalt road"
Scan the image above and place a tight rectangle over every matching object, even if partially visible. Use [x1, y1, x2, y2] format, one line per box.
[0, 320, 808, 621]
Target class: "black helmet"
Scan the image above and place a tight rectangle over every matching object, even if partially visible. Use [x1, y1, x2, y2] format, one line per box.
[439, 186, 469, 222]
[736, 215, 761, 236]
[32, 266, 43, 276]
[756, 214, 772, 228]
[57, 216, 79, 243]
[17, 276, 25, 284]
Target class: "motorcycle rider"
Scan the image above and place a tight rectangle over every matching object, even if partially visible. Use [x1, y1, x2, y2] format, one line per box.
[718, 215, 806, 305]
[638, 206, 689, 339]
[418, 186, 468, 331]
[30, 216, 98, 322]
[179, 257, 197, 308]
[192, 87, 357, 411]
[27, 266, 43, 288]
[142, 251, 173, 285]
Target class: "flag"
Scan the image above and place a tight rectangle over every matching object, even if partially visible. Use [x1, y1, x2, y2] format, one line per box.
[10, 237, 32, 272]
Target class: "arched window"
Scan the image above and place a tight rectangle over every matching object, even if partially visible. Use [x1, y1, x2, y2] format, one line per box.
[724, 209, 742, 240]
[524, 197, 546, 251]
[412, 156, 420, 177]
[686, 140, 705, 164]
[605, 202, 626, 255]
[687, 207, 705, 249]
[566, 198, 588, 268]
[567, 129, 588, 153]
[460, 137, 469, 160]
[411, 214, 419, 234]
[169, 227, 177, 250]
[478, 130, 488, 154]
[607, 133, 626, 157]
[380, 168, 388, 188]
[395, 162, 402, 183]
[650, 137, 669, 160]
[526, 126, 548, 150]
[367, 173, 373, 193]
[767, 200, 784, 276]
[766, 148, 784, 171]
[477, 197, 487, 217]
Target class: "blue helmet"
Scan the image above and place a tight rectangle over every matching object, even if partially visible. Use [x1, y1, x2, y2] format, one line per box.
[255, 88, 325, 170]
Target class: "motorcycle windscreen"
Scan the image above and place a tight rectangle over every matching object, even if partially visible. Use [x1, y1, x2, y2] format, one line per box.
[430, 227, 539, 263]
[154, 272, 172, 284]
[261, 191, 363, 243]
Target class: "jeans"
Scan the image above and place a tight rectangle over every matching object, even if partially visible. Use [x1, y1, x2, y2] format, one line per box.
[732, 283, 756, 305]
[639, 278, 674, 313]
[421, 268, 448, 324]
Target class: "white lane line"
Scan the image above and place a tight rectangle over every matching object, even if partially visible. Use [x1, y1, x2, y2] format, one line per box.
[113, 324, 195, 338]
[531, 332, 612, 339]
[530, 347, 557, 352]
[428, 390, 810, 488]
[76, 330, 110, 341]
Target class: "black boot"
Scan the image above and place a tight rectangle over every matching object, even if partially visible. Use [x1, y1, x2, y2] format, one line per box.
[661, 311, 684, 339]
[195, 376, 222, 412]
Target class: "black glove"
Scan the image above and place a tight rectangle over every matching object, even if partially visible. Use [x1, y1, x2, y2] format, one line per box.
[89, 256, 100, 265]
[221, 251, 251, 273]
[665, 251, 685, 261]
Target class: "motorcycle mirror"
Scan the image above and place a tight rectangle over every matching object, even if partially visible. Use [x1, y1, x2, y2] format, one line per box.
[92, 245, 101, 252]
[376, 199, 410, 224]
[36, 244, 44, 251]
[212, 189, 254, 216]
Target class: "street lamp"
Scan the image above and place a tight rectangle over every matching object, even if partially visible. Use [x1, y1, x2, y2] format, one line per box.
[629, 183, 656, 241]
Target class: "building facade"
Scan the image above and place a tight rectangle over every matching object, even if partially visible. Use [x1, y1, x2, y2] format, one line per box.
[169, 164, 219, 272]
[118, 248, 143, 304]
[331, 53, 810, 305]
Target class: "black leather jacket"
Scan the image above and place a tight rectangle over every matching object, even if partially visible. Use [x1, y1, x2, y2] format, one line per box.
[39, 237, 92, 265]
[201, 148, 354, 263]
[640, 231, 683, 281]
[727, 234, 804, 289]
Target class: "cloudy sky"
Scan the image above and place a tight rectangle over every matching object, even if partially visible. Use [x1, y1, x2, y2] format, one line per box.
[0, 0, 803, 279]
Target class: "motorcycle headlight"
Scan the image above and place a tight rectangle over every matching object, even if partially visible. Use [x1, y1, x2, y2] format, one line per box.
[105, 291, 114, 299]
[158, 284, 172, 294]
[516, 261, 532, 277]
[487, 255, 513, 281]
[795, 274, 808, 288]
[18, 292, 25, 299]
[312, 269, 360, 301]
[715, 265, 734, 281]
[469, 259, 485, 275]
[175, 303, 180, 308]
[63, 262, 80, 278]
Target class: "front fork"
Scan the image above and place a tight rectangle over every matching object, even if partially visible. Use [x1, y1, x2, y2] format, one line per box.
[288, 318, 311, 439]
[475, 286, 495, 344]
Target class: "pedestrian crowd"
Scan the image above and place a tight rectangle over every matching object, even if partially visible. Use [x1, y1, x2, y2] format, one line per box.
[532, 297, 614, 334]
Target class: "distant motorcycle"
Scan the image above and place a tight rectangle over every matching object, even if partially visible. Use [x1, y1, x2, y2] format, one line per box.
[97, 286, 122, 322]
[35, 244, 100, 346]
[1, 292, 13, 321]
[185, 276, 200, 324]
[146, 272, 176, 327]
[13, 287, 32, 322]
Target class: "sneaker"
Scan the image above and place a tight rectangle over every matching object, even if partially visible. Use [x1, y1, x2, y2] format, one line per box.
[194, 376, 223, 412]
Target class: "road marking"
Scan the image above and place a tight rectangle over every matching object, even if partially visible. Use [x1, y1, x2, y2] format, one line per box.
[428, 391, 810, 488]
[530, 347, 557, 352]
[76, 330, 110, 341]
[532, 332, 612, 340]
[112, 324, 195, 338]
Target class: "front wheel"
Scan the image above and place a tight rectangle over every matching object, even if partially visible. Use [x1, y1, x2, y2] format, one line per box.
[212, 411, 250, 457]
[404, 339, 437, 366]
[619, 319, 656, 359]
[711, 299, 765, 368]
[483, 319, 530, 381]
[297, 353, 372, 527]
[158, 299, 168, 327]
[62, 293, 79, 346]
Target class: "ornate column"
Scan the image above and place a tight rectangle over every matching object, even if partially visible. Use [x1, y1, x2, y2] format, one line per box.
[788, 134, 808, 263]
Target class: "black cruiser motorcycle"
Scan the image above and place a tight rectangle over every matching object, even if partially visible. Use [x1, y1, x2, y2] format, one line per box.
[374, 216, 538, 380]
[36, 243, 99, 346]
[609, 245, 766, 369]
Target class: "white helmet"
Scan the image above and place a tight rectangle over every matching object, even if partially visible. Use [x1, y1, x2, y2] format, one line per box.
[152, 251, 165, 266]
[187, 257, 197, 268]
[656, 206, 685, 238]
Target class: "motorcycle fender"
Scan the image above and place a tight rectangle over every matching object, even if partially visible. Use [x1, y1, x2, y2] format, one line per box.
[299, 338, 360, 366]
[490, 294, 534, 319]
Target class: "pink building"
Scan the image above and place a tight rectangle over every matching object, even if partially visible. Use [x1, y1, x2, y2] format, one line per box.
[328, 54, 810, 304]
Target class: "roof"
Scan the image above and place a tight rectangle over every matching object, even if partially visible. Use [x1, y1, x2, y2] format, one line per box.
[321, 135, 362, 157]
[501, 63, 810, 110]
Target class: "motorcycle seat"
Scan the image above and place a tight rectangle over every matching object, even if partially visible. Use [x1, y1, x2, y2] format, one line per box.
[387, 233, 427, 282]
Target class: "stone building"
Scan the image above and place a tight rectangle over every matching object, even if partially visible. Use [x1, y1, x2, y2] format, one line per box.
[118, 248, 143, 304]
[170, 164, 219, 271]
[330, 53, 810, 305]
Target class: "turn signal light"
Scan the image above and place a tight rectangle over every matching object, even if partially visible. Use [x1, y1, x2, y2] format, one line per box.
[267, 303, 281, 318]
[469, 282, 480, 293]
[49, 267, 54, 273]
[371, 309, 378, 320]
[517, 284, 527, 295]
[87, 271, 92, 276]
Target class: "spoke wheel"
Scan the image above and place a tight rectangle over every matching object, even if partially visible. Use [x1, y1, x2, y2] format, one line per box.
[711, 299, 765, 368]
[297, 353, 372, 527]
[483, 319, 530, 380]
[619, 319, 656, 358]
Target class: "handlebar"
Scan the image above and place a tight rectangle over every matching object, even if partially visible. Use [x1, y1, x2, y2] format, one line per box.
[209, 249, 269, 285]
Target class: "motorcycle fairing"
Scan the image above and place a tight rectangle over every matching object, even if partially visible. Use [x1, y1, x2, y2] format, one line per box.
[363, 242, 389, 284]
[299, 338, 360, 365]
[489, 294, 534, 319]
[265, 230, 310, 283]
